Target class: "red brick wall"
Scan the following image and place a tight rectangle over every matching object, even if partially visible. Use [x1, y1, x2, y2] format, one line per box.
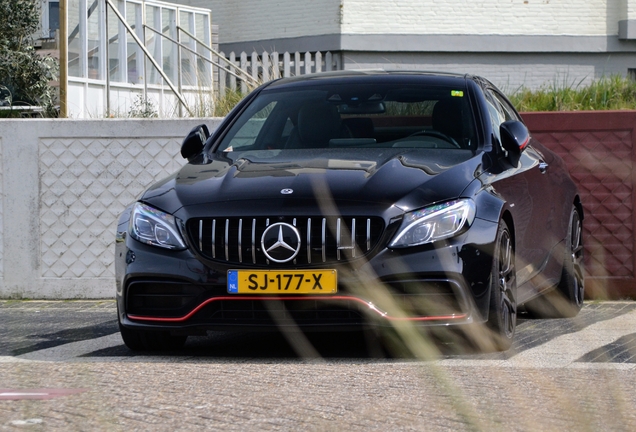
[522, 111, 636, 299]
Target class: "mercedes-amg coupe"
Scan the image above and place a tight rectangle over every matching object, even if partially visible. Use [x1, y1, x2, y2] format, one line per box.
[116, 71, 584, 352]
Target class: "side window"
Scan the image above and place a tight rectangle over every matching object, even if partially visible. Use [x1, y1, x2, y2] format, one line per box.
[484, 90, 505, 140]
[491, 91, 521, 122]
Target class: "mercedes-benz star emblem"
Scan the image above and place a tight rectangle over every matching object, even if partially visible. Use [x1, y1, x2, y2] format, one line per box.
[261, 223, 301, 263]
[281, 188, 293, 195]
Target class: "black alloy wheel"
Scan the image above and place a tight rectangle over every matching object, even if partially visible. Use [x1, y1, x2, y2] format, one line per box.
[556, 207, 585, 316]
[486, 220, 517, 351]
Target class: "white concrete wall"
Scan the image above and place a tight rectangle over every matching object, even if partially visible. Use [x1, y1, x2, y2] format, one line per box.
[0, 135, 3, 280]
[0, 118, 222, 299]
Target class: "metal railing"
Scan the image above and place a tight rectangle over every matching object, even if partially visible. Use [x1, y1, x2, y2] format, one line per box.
[64, 0, 341, 117]
[104, 0, 192, 115]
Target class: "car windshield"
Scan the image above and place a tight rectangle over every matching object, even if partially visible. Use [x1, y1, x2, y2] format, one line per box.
[215, 82, 477, 153]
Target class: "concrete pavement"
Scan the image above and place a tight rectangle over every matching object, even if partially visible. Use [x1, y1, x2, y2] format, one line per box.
[1, 301, 635, 431]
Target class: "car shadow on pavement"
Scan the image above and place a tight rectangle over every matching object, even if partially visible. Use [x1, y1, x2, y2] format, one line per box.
[84, 329, 396, 360]
[77, 302, 636, 361]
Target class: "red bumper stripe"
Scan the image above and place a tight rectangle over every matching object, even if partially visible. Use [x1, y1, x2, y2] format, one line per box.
[127, 296, 467, 323]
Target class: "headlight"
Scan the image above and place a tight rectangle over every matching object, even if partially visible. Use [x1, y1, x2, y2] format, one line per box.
[129, 202, 186, 250]
[389, 199, 476, 248]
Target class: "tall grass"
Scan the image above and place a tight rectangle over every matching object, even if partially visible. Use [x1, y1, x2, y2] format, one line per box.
[183, 88, 249, 118]
[212, 89, 247, 117]
[508, 75, 636, 112]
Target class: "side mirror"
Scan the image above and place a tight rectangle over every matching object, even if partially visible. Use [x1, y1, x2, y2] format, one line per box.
[499, 120, 529, 167]
[181, 124, 210, 160]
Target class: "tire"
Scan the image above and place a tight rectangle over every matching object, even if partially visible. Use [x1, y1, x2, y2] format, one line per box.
[485, 220, 517, 351]
[119, 320, 187, 351]
[524, 206, 584, 319]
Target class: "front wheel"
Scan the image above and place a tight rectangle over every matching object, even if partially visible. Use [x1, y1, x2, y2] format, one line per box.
[485, 220, 517, 351]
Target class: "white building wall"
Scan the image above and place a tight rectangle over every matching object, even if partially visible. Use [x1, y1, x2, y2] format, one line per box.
[172, 0, 636, 90]
[181, 0, 625, 43]
[628, 0, 636, 20]
[341, 0, 621, 36]
[183, 0, 342, 44]
[345, 51, 636, 92]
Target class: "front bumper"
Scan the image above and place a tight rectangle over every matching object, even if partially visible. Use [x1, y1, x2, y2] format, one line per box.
[116, 218, 498, 334]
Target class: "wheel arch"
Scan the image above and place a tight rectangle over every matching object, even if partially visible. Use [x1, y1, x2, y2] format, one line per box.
[501, 210, 515, 252]
[477, 208, 515, 324]
[483, 209, 517, 350]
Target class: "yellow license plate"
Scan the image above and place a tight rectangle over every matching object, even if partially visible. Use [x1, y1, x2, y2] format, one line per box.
[227, 270, 337, 294]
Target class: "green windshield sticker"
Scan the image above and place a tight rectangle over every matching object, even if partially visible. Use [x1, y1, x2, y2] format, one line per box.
[451, 90, 464, 97]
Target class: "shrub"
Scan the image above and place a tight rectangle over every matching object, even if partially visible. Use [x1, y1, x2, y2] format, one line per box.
[0, 0, 59, 117]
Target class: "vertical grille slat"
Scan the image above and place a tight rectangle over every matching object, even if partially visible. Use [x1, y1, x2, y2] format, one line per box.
[212, 219, 216, 258]
[322, 218, 327, 263]
[224, 219, 229, 261]
[336, 217, 357, 260]
[351, 218, 356, 258]
[238, 219, 243, 263]
[307, 218, 312, 264]
[251, 219, 256, 264]
[188, 216, 384, 266]
[336, 218, 341, 261]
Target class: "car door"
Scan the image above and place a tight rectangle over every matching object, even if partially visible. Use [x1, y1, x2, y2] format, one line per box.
[483, 89, 560, 299]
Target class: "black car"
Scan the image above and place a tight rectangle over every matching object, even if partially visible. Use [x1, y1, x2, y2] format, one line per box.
[115, 71, 584, 352]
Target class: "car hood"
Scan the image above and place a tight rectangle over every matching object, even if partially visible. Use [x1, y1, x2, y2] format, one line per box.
[141, 148, 480, 216]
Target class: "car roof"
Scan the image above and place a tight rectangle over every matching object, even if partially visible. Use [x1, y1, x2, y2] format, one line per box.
[262, 70, 482, 91]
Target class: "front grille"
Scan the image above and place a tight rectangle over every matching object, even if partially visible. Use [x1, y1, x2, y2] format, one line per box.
[186, 216, 385, 266]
